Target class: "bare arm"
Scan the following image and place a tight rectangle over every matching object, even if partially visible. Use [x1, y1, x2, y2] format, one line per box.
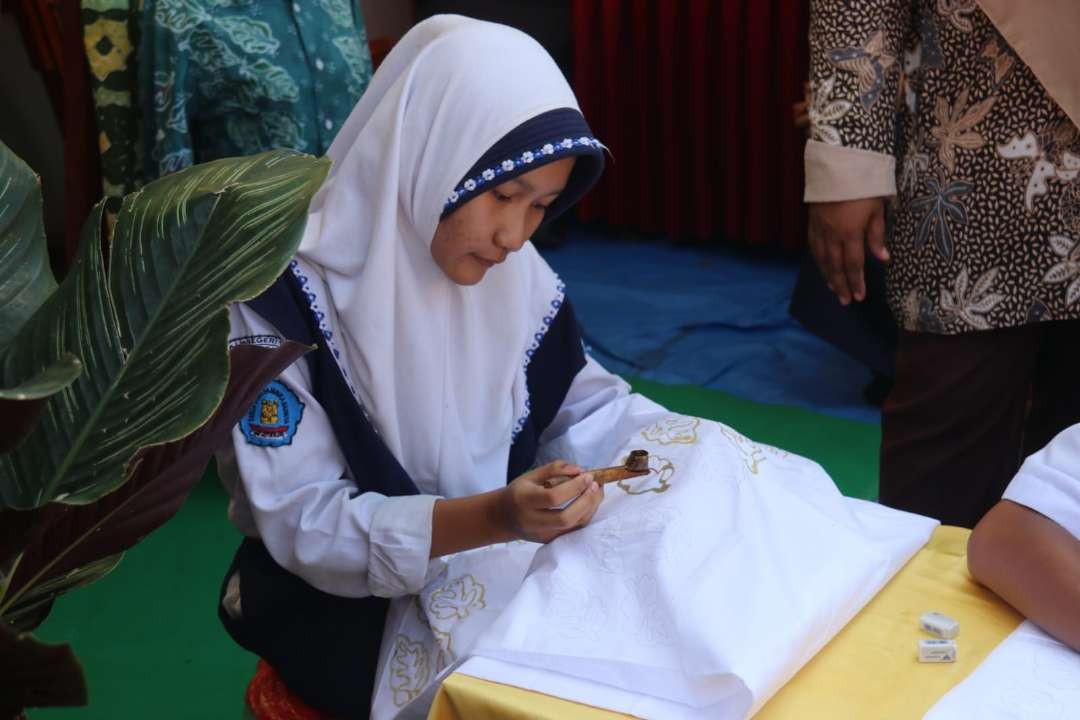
[968, 499, 1080, 651]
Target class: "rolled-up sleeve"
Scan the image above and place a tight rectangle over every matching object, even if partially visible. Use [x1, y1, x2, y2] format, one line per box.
[804, 140, 897, 201]
[367, 494, 443, 596]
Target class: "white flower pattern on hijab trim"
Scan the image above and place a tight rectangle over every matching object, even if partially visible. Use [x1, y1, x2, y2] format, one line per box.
[511, 279, 567, 441]
[445, 136, 602, 210]
[291, 262, 566, 443]
[287, 260, 375, 424]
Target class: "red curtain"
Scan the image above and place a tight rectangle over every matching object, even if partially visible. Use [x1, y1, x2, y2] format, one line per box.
[572, 0, 809, 250]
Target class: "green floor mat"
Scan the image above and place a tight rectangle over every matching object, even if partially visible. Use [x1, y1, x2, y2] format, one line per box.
[30, 381, 879, 719]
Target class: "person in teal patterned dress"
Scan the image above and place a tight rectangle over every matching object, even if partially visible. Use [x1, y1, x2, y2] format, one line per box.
[140, 0, 374, 179]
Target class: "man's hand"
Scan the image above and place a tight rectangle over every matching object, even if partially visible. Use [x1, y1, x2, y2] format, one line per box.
[807, 197, 889, 305]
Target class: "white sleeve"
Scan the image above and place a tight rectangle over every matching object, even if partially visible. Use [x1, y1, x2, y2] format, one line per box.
[1003, 424, 1080, 540]
[225, 304, 446, 598]
[537, 355, 670, 469]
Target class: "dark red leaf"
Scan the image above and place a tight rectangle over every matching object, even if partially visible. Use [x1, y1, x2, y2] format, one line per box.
[0, 621, 86, 716]
[0, 399, 44, 453]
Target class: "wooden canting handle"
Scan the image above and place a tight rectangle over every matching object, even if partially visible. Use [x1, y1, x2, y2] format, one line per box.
[543, 450, 649, 489]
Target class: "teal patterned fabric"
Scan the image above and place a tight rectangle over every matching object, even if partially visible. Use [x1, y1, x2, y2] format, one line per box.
[140, 0, 373, 179]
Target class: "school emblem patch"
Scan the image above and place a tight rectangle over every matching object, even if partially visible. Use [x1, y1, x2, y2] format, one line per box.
[240, 380, 304, 447]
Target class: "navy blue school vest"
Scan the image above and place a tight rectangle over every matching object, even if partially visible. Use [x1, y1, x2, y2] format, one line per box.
[220, 265, 586, 718]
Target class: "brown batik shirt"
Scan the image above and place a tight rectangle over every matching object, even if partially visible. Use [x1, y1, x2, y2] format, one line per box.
[806, 0, 1080, 334]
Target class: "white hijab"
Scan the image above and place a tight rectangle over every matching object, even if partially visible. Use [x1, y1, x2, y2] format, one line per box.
[296, 16, 586, 497]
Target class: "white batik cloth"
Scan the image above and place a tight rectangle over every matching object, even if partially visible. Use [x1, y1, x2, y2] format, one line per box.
[924, 621, 1080, 719]
[371, 396, 938, 719]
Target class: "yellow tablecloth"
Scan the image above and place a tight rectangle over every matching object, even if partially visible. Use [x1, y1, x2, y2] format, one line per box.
[429, 526, 1023, 720]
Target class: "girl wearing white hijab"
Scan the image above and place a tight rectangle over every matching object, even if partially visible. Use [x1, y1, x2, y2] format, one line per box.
[216, 15, 627, 717]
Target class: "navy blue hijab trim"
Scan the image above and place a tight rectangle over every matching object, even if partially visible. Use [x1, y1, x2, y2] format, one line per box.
[441, 108, 604, 226]
[246, 270, 420, 498]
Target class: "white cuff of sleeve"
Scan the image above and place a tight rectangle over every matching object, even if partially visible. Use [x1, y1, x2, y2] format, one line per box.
[804, 140, 897, 202]
[367, 494, 445, 597]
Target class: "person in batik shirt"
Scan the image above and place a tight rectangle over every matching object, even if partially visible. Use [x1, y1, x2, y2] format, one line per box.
[805, 0, 1080, 527]
[140, 0, 374, 179]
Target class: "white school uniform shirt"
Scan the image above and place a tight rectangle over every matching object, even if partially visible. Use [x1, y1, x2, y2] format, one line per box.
[217, 262, 633, 599]
[1003, 423, 1080, 539]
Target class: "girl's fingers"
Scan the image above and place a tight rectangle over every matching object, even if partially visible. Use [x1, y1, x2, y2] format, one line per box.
[573, 482, 603, 528]
[557, 480, 601, 528]
[536, 460, 582, 479]
[543, 472, 593, 507]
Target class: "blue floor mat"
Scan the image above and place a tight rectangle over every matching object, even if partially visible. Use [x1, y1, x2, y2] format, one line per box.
[539, 229, 881, 425]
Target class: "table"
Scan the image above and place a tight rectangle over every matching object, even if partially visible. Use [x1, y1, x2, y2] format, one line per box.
[429, 526, 1023, 720]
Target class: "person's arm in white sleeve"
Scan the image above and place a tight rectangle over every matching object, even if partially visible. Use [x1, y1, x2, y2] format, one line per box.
[226, 306, 610, 581]
[968, 425, 1080, 651]
[226, 304, 444, 599]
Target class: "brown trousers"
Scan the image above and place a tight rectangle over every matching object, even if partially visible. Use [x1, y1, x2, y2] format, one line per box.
[880, 320, 1080, 528]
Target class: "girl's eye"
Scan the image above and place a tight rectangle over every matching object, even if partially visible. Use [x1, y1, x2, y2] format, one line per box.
[532, 203, 551, 211]
[492, 190, 512, 202]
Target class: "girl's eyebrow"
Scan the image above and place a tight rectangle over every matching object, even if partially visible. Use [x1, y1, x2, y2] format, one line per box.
[509, 177, 566, 197]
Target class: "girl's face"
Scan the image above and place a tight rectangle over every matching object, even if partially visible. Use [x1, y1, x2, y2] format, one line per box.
[431, 157, 576, 285]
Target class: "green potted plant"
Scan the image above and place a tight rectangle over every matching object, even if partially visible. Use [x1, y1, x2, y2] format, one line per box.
[0, 140, 328, 718]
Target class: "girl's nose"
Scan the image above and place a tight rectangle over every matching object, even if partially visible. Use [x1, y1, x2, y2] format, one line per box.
[494, 223, 528, 253]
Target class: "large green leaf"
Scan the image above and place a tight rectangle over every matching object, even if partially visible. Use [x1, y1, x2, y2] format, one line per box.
[0, 140, 55, 349]
[0, 354, 82, 454]
[0, 150, 329, 508]
[0, 205, 122, 507]
[0, 144, 77, 456]
[0, 354, 81, 401]
[0, 341, 310, 626]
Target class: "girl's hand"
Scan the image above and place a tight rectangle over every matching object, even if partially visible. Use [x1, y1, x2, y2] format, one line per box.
[499, 460, 602, 543]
